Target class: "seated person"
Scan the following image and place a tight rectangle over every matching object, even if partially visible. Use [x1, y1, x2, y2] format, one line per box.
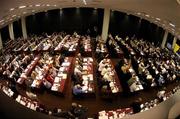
[73, 84, 83, 96]
[74, 66, 82, 77]
[101, 65, 111, 76]
[103, 72, 114, 82]
[127, 74, 137, 92]
[131, 98, 142, 113]
[98, 59, 106, 72]
[76, 53, 83, 64]
[43, 80, 52, 89]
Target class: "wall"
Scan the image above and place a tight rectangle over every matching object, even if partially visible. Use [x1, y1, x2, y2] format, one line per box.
[13, 19, 22, 39]
[109, 11, 165, 44]
[26, 8, 104, 36]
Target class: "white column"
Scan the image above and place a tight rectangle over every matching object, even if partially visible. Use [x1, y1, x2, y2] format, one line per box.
[172, 37, 177, 49]
[8, 23, 15, 40]
[21, 17, 28, 39]
[161, 30, 168, 49]
[0, 31, 3, 49]
[101, 8, 110, 42]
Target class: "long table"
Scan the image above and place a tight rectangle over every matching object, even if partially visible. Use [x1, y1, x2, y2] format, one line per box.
[75, 57, 95, 97]
[98, 59, 122, 96]
[51, 57, 73, 94]
[17, 55, 40, 85]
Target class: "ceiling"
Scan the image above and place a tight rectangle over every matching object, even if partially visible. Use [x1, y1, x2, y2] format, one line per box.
[0, 0, 179, 38]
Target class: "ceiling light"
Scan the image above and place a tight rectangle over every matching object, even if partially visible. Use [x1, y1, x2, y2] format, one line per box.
[82, 0, 87, 5]
[19, 5, 26, 9]
[32, 10, 35, 12]
[23, 12, 27, 14]
[156, 18, 161, 21]
[169, 23, 175, 27]
[145, 14, 150, 17]
[10, 8, 15, 11]
[0, 20, 4, 23]
[35, 4, 41, 7]
[54, 5, 57, 7]
[137, 12, 141, 15]
[46, 4, 50, 6]
[29, 5, 33, 7]
[171, 28, 175, 31]
[12, 15, 16, 17]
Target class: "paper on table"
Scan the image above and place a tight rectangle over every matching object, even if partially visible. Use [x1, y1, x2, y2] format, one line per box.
[54, 77, 61, 83]
[88, 74, 93, 81]
[58, 73, 67, 79]
[62, 62, 70, 67]
[59, 67, 65, 72]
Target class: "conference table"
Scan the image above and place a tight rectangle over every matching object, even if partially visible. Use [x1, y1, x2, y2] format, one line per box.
[51, 57, 73, 94]
[99, 59, 123, 98]
[17, 55, 41, 85]
[80, 57, 95, 97]
[81, 38, 92, 57]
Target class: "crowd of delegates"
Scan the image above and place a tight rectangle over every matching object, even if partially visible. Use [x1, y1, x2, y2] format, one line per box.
[106, 35, 180, 93]
[0, 31, 180, 118]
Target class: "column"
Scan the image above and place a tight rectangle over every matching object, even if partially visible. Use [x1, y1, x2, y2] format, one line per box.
[101, 8, 110, 42]
[21, 17, 28, 39]
[161, 30, 168, 49]
[8, 23, 15, 40]
[172, 37, 177, 49]
[0, 31, 3, 49]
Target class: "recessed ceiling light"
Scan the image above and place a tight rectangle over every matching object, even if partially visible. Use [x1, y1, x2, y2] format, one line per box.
[29, 5, 33, 7]
[54, 5, 57, 7]
[35, 4, 41, 7]
[10, 8, 15, 11]
[145, 14, 150, 17]
[83, 0, 87, 5]
[0, 20, 4, 23]
[169, 23, 175, 27]
[23, 12, 27, 14]
[19, 5, 26, 9]
[137, 12, 141, 15]
[12, 15, 16, 17]
[46, 4, 50, 6]
[156, 18, 161, 21]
